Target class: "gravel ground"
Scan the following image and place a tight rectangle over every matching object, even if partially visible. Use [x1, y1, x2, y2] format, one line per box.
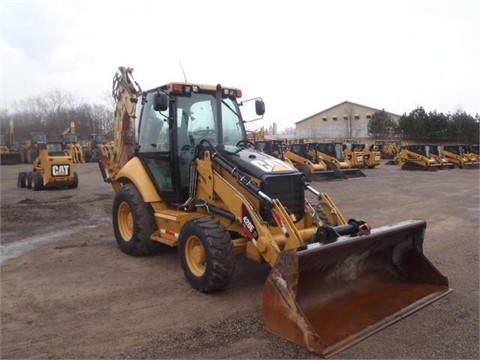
[1, 161, 478, 359]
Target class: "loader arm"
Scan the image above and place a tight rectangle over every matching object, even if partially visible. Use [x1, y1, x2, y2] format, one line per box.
[195, 149, 315, 266]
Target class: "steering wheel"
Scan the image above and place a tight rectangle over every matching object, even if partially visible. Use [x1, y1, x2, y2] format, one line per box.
[236, 140, 257, 149]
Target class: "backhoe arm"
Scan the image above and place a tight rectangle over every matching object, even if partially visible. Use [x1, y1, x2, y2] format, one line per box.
[100, 67, 141, 190]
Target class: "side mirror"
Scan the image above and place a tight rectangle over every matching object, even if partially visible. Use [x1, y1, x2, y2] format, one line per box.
[154, 92, 169, 111]
[255, 99, 265, 116]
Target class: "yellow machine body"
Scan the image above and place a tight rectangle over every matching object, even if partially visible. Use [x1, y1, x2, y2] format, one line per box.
[18, 142, 78, 191]
[98, 66, 451, 357]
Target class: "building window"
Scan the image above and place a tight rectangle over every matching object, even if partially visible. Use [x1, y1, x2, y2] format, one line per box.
[322, 116, 327, 121]
[332, 115, 338, 121]
[354, 114, 360, 120]
[343, 115, 348, 120]
[366, 113, 372, 119]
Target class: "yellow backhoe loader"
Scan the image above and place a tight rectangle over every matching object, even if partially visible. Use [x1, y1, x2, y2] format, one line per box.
[0, 120, 22, 165]
[62, 121, 85, 163]
[98, 67, 450, 358]
[21, 132, 48, 164]
[17, 142, 78, 191]
[374, 139, 401, 159]
[83, 133, 115, 162]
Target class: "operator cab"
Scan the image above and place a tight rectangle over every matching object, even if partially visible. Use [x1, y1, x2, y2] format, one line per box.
[136, 83, 264, 204]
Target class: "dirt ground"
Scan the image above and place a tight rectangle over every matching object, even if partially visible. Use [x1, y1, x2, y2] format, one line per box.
[1, 161, 479, 359]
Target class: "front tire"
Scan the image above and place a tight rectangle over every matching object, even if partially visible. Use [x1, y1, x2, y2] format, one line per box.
[112, 183, 164, 256]
[31, 172, 44, 191]
[178, 217, 235, 292]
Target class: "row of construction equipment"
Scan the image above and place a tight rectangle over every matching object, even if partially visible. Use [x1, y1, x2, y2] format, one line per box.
[386, 143, 479, 170]
[0, 120, 115, 165]
[96, 66, 452, 358]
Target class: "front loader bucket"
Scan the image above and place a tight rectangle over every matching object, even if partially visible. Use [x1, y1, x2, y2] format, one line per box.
[384, 159, 397, 165]
[262, 219, 451, 358]
[0, 152, 21, 165]
[308, 170, 346, 182]
[339, 168, 366, 178]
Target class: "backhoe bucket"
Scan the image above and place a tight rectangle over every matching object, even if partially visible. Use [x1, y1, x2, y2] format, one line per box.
[262, 219, 451, 358]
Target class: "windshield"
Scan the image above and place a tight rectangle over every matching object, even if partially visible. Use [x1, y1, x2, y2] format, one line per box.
[177, 92, 244, 148]
[32, 133, 46, 143]
[64, 134, 78, 143]
[94, 135, 108, 143]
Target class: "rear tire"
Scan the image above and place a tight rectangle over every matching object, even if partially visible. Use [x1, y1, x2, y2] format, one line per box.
[178, 217, 235, 292]
[17, 172, 27, 188]
[31, 172, 44, 191]
[69, 171, 79, 189]
[25, 172, 33, 189]
[112, 183, 164, 256]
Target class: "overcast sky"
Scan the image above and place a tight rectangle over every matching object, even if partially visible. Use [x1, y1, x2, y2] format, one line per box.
[1, 0, 479, 132]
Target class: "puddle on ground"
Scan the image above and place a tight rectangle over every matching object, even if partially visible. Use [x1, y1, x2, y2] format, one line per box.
[0, 225, 93, 263]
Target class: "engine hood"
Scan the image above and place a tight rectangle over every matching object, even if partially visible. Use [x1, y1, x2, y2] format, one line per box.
[220, 146, 299, 180]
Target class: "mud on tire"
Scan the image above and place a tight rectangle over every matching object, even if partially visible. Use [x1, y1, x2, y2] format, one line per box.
[112, 183, 165, 256]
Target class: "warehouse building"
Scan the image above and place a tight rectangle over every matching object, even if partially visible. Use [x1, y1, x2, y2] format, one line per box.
[294, 101, 400, 141]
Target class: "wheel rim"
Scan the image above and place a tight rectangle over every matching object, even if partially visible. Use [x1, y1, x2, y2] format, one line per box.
[185, 236, 206, 277]
[118, 201, 134, 242]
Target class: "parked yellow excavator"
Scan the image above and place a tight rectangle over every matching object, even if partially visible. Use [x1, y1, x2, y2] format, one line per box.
[99, 67, 451, 357]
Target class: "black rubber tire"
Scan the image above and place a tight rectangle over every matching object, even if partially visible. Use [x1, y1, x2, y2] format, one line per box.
[69, 172, 79, 189]
[25, 172, 33, 189]
[92, 148, 101, 162]
[112, 183, 164, 256]
[178, 217, 235, 292]
[31, 172, 44, 191]
[83, 149, 92, 162]
[17, 172, 27, 188]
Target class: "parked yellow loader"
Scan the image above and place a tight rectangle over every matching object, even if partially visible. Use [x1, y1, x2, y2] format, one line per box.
[62, 121, 85, 163]
[98, 66, 451, 358]
[286, 142, 344, 181]
[313, 142, 365, 177]
[18, 142, 78, 191]
[0, 120, 22, 165]
[395, 145, 444, 171]
[442, 144, 479, 169]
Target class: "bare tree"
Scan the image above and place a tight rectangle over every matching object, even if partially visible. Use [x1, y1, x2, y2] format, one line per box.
[343, 105, 361, 139]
